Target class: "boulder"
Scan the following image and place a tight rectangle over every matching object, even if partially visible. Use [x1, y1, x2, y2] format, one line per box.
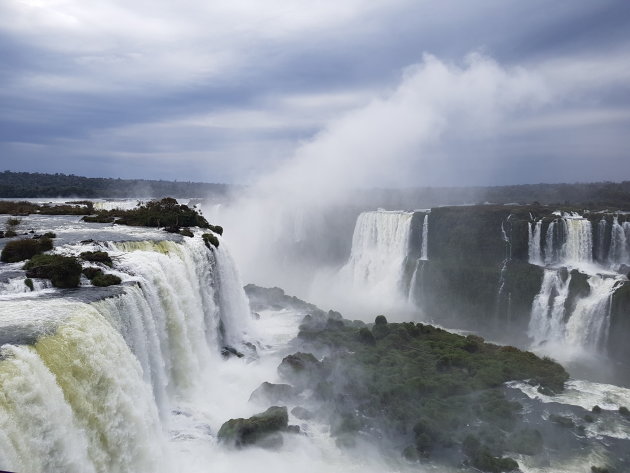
[217, 406, 290, 448]
[278, 352, 321, 388]
[249, 382, 297, 404]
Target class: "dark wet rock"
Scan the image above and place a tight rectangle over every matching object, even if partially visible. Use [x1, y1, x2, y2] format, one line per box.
[278, 352, 321, 388]
[221, 346, 244, 358]
[23, 278, 34, 291]
[244, 284, 320, 313]
[249, 382, 297, 404]
[291, 406, 313, 420]
[217, 406, 290, 449]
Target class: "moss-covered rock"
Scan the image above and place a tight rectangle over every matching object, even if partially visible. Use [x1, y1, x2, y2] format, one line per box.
[91, 273, 122, 287]
[249, 382, 297, 404]
[82, 267, 103, 280]
[23, 254, 82, 288]
[208, 224, 223, 235]
[24, 278, 34, 291]
[282, 314, 568, 467]
[202, 232, 219, 248]
[79, 251, 113, 267]
[278, 352, 321, 386]
[0, 237, 53, 263]
[217, 406, 290, 448]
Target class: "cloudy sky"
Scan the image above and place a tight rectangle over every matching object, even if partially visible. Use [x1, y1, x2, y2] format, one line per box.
[0, 0, 629, 186]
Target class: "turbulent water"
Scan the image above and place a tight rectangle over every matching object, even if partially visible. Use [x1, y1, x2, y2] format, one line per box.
[0, 215, 432, 473]
[0, 218, 254, 473]
[527, 213, 626, 360]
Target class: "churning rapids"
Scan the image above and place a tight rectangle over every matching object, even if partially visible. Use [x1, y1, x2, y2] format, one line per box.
[0, 205, 629, 473]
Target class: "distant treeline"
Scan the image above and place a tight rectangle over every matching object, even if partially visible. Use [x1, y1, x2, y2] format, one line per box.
[0, 171, 230, 198]
[2, 171, 630, 208]
[355, 181, 630, 210]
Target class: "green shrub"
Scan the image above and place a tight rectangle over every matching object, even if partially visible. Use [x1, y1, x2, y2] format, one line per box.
[375, 314, 388, 325]
[80, 251, 113, 267]
[82, 215, 115, 223]
[358, 327, 375, 344]
[24, 278, 34, 291]
[202, 232, 219, 248]
[1, 238, 52, 263]
[4, 230, 17, 238]
[23, 254, 82, 288]
[91, 273, 122, 287]
[82, 267, 103, 280]
[6, 218, 21, 227]
[208, 224, 223, 235]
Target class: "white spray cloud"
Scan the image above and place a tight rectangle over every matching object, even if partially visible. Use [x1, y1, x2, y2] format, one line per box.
[205, 53, 552, 306]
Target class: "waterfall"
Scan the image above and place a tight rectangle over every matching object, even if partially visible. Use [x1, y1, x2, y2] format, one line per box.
[421, 214, 429, 261]
[565, 275, 620, 351]
[609, 217, 630, 266]
[0, 306, 166, 473]
[528, 269, 573, 347]
[340, 210, 413, 298]
[0, 233, 252, 473]
[561, 217, 592, 264]
[544, 220, 557, 265]
[596, 218, 608, 264]
[495, 216, 513, 322]
[408, 214, 429, 305]
[528, 268, 620, 355]
[528, 220, 543, 265]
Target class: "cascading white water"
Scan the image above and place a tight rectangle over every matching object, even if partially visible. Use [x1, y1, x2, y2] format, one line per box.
[408, 214, 429, 305]
[596, 218, 608, 263]
[528, 220, 543, 265]
[340, 210, 413, 298]
[565, 275, 620, 351]
[608, 217, 630, 266]
[561, 217, 592, 264]
[0, 231, 255, 473]
[526, 212, 627, 358]
[528, 269, 572, 347]
[0, 303, 167, 473]
[421, 214, 429, 261]
[544, 220, 557, 265]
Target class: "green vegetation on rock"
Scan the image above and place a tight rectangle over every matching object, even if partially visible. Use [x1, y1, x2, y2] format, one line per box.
[81, 198, 210, 229]
[218, 406, 296, 449]
[80, 251, 113, 267]
[0, 237, 53, 263]
[23, 254, 82, 288]
[91, 273, 122, 287]
[202, 232, 219, 248]
[288, 313, 568, 471]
